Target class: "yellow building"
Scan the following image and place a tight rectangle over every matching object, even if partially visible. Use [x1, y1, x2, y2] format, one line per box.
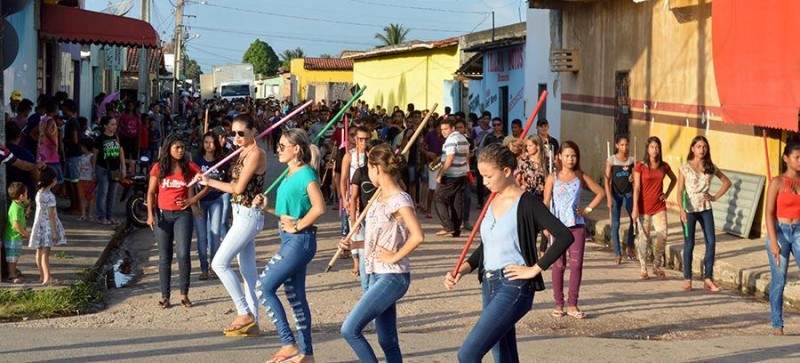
[531, 0, 799, 236]
[289, 58, 354, 102]
[348, 38, 460, 111]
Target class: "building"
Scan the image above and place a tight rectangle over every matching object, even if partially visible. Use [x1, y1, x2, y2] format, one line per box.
[289, 57, 354, 103]
[347, 38, 460, 112]
[3, 1, 160, 119]
[530, 0, 800, 235]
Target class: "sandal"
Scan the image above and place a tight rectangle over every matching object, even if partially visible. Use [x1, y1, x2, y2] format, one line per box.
[435, 230, 455, 236]
[157, 298, 171, 309]
[704, 280, 722, 293]
[566, 310, 586, 319]
[640, 269, 649, 280]
[615, 256, 623, 265]
[265, 351, 301, 363]
[655, 268, 667, 279]
[181, 298, 193, 308]
[682, 280, 693, 292]
[425, 213, 432, 219]
[551, 309, 566, 317]
[11, 277, 24, 284]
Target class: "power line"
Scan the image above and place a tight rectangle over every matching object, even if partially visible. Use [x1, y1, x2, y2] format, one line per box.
[199, 3, 470, 33]
[189, 25, 375, 46]
[186, 44, 240, 62]
[345, 0, 487, 14]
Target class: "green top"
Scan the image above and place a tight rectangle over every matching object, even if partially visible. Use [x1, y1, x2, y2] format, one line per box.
[4, 201, 26, 241]
[275, 166, 318, 219]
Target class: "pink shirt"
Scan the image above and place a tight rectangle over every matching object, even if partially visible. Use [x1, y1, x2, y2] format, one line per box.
[37, 117, 60, 163]
[364, 192, 414, 274]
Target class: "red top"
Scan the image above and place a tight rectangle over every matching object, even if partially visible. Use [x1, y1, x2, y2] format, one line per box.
[149, 161, 201, 210]
[634, 161, 671, 215]
[777, 177, 800, 219]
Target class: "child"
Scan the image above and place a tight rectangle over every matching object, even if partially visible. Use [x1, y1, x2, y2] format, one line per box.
[29, 166, 67, 285]
[4, 182, 30, 283]
[148, 117, 162, 160]
[78, 138, 96, 221]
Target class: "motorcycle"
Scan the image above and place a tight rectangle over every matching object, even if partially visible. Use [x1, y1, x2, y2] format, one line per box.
[121, 156, 151, 228]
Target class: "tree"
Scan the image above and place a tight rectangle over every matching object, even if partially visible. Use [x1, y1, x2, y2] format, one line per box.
[183, 56, 202, 82]
[242, 39, 281, 76]
[319, 53, 333, 59]
[375, 23, 410, 47]
[280, 47, 307, 69]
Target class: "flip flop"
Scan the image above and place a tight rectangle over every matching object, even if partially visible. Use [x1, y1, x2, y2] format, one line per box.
[566, 310, 586, 319]
[266, 353, 301, 363]
[551, 309, 565, 317]
[157, 298, 171, 309]
[435, 230, 454, 236]
[181, 298, 193, 308]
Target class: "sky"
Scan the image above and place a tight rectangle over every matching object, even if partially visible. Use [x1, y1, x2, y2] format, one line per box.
[85, 0, 526, 73]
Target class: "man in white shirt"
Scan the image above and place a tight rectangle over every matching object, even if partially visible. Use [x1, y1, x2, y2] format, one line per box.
[434, 118, 470, 237]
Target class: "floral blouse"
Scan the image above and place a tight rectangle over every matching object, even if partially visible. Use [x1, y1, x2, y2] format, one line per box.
[517, 157, 546, 198]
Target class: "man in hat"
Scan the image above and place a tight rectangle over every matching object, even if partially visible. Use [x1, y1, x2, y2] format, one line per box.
[6, 90, 23, 118]
[536, 118, 560, 172]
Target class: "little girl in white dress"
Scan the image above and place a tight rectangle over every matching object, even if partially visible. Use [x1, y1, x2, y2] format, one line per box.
[28, 167, 66, 285]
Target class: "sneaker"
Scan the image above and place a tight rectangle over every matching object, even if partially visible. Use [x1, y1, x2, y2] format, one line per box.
[199, 272, 209, 281]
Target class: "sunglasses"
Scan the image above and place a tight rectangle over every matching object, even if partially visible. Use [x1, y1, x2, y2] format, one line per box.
[278, 143, 294, 151]
[229, 131, 247, 137]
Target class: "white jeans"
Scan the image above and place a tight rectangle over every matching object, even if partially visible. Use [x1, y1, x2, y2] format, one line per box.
[212, 203, 264, 321]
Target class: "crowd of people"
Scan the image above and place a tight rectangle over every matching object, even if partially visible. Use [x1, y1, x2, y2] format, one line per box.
[4, 87, 800, 360]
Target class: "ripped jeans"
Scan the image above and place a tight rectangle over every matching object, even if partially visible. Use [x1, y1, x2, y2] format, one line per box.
[256, 226, 317, 355]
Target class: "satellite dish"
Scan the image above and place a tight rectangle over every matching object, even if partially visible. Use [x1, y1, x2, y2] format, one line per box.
[102, 0, 135, 16]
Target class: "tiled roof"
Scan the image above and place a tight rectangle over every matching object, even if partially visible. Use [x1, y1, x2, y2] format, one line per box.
[303, 58, 354, 71]
[344, 37, 459, 60]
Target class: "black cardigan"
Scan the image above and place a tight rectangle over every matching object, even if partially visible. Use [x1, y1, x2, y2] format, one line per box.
[466, 191, 575, 292]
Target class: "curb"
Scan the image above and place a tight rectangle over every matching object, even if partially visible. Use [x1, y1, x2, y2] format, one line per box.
[585, 216, 800, 309]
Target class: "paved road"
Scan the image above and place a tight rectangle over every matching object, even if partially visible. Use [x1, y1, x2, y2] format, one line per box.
[1, 327, 800, 362]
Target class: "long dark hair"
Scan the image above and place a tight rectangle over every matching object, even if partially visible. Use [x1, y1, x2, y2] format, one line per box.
[202, 131, 224, 160]
[781, 142, 800, 173]
[642, 136, 664, 170]
[157, 134, 191, 181]
[687, 136, 715, 174]
[37, 166, 57, 190]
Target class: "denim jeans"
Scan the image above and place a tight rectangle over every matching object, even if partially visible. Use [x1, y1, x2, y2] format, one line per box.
[256, 226, 317, 355]
[95, 165, 119, 221]
[220, 193, 232, 240]
[458, 270, 533, 363]
[611, 191, 634, 256]
[551, 226, 586, 308]
[434, 175, 466, 233]
[463, 183, 472, 227]
[212, 204, 264, 321]
[194, 196, 224, 274]
[341, 273, 410, 363]
[766, 222, 800, 329]
[683, 209, 716, 280]
[155, 209, 194, 299]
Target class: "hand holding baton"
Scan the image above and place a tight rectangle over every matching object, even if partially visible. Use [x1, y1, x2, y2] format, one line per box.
[187, 100, 314, 187]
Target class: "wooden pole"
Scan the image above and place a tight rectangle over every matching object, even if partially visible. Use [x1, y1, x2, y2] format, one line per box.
[326, 103, 438, 272]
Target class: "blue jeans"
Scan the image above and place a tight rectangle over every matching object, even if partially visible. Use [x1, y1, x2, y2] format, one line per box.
[194, 196, 224, 274]
[611, 191, 634, 256]
[683, 209, 716, 280]
[341, 273, 410, 363]
[220, 193, 232, 240]
[257, 226, 317, 355]
[155, 209, 193, 299]
[766, 222, 800, 329]
[212, 204, 263, 321]
[95, 165, 120, 221]
[459, 270, 533, 363]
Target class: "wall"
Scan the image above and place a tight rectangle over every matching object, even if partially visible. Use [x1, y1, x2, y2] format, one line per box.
[3, 1, 37, 106]
[525, 8, 561, 140]
[290, 58, 353, 102]
[559, 0, 781, 235]
[352, 45, 460, 111]
[479, 44, 526, 131]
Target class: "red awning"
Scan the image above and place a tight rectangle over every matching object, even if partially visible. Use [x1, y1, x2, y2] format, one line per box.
[713, 0, 800, 131]
[39, 4, 160, 49]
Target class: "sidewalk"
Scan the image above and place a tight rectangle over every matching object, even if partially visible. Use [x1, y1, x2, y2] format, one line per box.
[1, 204, 118, 289]
[580, 193, 798, 307]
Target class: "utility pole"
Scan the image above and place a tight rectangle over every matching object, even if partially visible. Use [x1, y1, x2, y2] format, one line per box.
[172, 0, 185, 114]
[138, 0, 150, 113]
[0, 0, 6, 281]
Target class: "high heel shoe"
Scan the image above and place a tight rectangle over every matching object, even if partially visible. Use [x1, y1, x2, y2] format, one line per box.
[223, 321, 260, 337]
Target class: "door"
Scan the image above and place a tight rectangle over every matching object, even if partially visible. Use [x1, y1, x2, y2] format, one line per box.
[499, 86, 509, 134]
[537, 83, 548, 123]
[614, 71, 631, 137]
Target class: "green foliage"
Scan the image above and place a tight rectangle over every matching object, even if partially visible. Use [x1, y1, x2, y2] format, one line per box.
[375, 23, 410, 47]
[280, 47, 307, 69]
[183, 56, 203, 82]
[319, 53, 333, 59]
[53, 251, 73, 259]
[0, 279, 102, 320]
[243, 39, 281, 76]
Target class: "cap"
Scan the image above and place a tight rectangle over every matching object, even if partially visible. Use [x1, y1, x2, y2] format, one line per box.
[11, 90, 22, 101]
[536, 118, 549, 126]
